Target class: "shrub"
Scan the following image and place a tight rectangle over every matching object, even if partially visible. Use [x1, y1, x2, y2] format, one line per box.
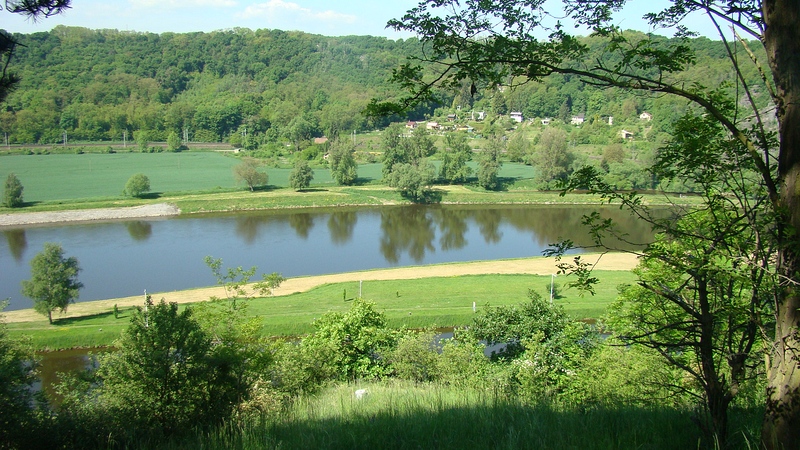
[123, 173, 151, 198]
[3, 173, 24, 207]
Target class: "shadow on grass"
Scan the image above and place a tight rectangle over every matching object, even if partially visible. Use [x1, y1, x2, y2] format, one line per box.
[54, 310, 116, 326]
[296, 188, 329, 193]
[136, 192, 163, 200]
[250, 185, 280, 192]
[352, 177, 377, 186]
[172, 402, 763, 450]
[460, 176, 521, 192]
[496, 176, 521, 191]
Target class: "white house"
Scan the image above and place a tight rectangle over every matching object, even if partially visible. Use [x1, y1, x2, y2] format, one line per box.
[639, 111, 653, 121]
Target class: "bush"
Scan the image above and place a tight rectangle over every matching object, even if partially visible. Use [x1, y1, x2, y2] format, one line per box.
[3, 173, 24, 207]
[301, 299, 397, 381]
[123, 173, 151, 198]
[289, 158, 314, 190]
[389, 330, 440, 382]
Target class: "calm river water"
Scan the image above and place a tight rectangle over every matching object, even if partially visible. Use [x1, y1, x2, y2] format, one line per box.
[1, 204, 656, 311]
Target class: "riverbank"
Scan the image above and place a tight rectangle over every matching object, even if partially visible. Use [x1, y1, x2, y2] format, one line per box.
[0, 203, 180, 227]
[0, 184, 701, 228]
[3, 253, 639, 324]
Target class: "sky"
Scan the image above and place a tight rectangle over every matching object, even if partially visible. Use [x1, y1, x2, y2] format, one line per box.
[0, 0, 718, 39]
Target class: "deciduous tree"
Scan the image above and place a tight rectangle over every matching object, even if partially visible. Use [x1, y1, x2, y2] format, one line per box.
[328, 138, 358, 186]
[21, 243, 82, 324]
[233, 157, 268, 191]
[3, 172, 23, 207]
[0, 1, 71, 103]
[96, 298, 215, 436]
[289, 158, 314, 191]
[439, 133, 472, 184]
[378, 2, 800, 446]
[0, 305, 38, 448]
[477, 136, 503, 190]
[534, 127, 573, 187]
[123, 173, 150, 198]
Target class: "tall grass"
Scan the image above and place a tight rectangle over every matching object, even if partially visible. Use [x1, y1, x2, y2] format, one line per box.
[155, 382, 762, 449]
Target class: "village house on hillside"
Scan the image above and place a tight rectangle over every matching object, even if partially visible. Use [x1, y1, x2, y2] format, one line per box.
[571, 114, 585, 125]
[510, 111, 523, 123]
[471, 111, 486, 121]
[639, 111, 652, 121]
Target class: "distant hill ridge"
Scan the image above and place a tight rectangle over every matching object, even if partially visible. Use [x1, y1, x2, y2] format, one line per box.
[0, 26, 766, 146]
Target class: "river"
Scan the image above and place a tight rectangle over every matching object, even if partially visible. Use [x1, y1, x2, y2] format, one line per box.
[1, 204, 657, 311]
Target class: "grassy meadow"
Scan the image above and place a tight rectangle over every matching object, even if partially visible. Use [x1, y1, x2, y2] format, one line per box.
[7, 271, 634, 350]
[156, 381, 762, 450]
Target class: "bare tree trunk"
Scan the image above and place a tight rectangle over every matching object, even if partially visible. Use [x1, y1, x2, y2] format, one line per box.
[762, 1, 800, 448]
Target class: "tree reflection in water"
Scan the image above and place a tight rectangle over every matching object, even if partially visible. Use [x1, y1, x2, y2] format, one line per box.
[380, 206, 436, 263]
[4, 229, 26, 262]
[327, 211, 357, 245]
[288, 213, 315, 239]
[125, 221, 152, 242]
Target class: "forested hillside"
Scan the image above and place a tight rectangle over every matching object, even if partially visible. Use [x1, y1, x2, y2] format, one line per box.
[0, 26, 766, 148]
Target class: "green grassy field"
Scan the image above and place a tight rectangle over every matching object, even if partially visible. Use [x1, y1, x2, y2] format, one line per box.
[157, 381, 761, 450]
[0, 152, 542, 205]
[7, 271, 633, 350]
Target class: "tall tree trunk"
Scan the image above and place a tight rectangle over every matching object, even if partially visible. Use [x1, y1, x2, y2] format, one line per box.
[762, 1, 800, 448]
[698, 279, 730, 447]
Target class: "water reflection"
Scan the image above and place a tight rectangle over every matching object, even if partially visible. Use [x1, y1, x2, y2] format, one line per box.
[327, 211, 357, 245]
[475, 209, 502, 243]
[125, 221, 152, 241]
[436, 208, 469, 251]
[288, 213, 315, 239]
[1, 204, 663, 311]
[36, 348, 106, 406]
[4, 228, 26, 261]
[380, 206, 436, 263]
[235, 215, 266, 244]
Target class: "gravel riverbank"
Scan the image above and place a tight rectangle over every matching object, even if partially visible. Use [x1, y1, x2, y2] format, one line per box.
[0, 203, 180, 227]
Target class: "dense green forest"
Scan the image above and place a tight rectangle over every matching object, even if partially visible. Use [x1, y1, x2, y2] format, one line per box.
[0, 26, 767, 150]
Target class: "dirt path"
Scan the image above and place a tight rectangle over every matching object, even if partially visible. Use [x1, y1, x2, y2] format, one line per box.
[3, 253, 639, 323]
[0, 203, 180, 228]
